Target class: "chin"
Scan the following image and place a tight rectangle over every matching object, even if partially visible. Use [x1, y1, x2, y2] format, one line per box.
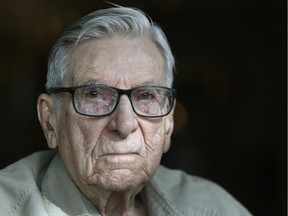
[101, 169, 148, 191]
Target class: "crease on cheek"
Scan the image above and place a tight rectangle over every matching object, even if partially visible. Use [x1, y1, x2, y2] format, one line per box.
[141, 123, 166, 173]
[77, 120, 111, 179]
[64, 122, 92, 179]
[144, 123, 166, 150]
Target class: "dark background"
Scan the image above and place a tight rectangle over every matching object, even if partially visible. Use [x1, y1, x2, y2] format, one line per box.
[0, 0, 286, 215]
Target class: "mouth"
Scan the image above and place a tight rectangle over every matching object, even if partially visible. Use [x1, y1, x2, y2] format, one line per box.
[104, 152, 137, 156]
[102, 152, 139, 159]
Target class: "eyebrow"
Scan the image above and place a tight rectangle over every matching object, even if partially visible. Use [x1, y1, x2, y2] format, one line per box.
[138, 81, 163, 86]
[77, 79, 164, 88]
[77, 79, 104, 86]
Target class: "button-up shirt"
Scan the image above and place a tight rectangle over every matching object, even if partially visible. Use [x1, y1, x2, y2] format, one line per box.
[0, 150, 252, 216]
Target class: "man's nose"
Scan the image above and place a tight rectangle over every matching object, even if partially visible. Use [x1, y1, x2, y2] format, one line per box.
[107, 95, 138, 138]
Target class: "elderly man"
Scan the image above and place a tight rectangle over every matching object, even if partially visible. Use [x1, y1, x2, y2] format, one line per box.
[0, 6, 251, 216]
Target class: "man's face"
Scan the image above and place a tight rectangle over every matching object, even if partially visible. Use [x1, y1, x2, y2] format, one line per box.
[48, 35, 174, 191]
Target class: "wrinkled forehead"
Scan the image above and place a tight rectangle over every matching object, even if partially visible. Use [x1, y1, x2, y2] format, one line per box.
[64, 35, 166, 87]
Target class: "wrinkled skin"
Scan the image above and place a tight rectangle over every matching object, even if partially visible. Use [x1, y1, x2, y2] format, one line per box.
[37, 35, 175, 215]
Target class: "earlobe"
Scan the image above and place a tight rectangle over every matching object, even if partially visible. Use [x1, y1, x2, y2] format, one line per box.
[37, 94, 58, 149]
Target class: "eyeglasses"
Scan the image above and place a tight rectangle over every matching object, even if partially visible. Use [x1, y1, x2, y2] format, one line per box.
[47, 85, 177, 118]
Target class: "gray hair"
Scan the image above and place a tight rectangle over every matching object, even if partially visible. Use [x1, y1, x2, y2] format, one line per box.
[46, 6, 175, 90]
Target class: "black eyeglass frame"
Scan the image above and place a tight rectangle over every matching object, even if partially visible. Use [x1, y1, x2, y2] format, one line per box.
[47, 84, 177, 118]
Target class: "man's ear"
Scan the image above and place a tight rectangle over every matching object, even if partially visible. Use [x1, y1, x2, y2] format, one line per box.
[163, 101, 176, 153]
[37, 94, 58, 149]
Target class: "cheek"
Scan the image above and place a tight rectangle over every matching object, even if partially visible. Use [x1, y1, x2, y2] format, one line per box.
[57, 122, 84, 166]
[56, 115, 103, 179]
[142, 122, 166, 169]
[144, 120, 166, 147]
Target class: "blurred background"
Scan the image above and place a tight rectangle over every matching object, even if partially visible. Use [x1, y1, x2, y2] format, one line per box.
[0, 0, 286, 215]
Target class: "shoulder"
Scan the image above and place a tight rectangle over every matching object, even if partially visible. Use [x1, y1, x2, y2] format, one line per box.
[150, 165, 252, 216]
[0, 150, 56, 215]
[0, 150, 56, 184]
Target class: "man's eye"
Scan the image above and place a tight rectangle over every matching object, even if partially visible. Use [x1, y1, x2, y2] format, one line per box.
[138, 92, 155, 100]
[86, 91, 100, 98]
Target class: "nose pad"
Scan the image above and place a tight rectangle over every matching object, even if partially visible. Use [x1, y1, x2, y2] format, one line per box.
[107, 96, 138, 138]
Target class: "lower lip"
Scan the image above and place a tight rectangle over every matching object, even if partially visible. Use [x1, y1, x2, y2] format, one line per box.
[101, 153, 138, 161]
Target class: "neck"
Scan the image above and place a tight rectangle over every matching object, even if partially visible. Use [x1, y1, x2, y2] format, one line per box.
[86, 185, 147, 216]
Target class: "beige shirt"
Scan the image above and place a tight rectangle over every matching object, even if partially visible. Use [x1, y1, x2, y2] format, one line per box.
[0, 150, 252, 216]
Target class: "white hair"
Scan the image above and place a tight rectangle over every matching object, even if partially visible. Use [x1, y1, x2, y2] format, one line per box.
[46, 6, 175, 91]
